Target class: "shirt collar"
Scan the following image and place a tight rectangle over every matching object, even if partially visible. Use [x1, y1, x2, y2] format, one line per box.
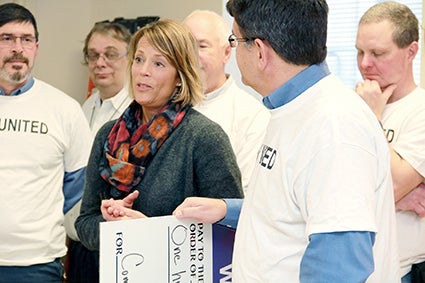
[203, 74, 233, 101]
[262, 62, 330, 109]
[0, 76, 35, 96]
[93, 87, 129, 109]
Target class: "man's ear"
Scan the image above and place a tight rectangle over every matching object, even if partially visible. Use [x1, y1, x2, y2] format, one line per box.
[407, 41, 419, 62]
[223, 44, 232, 64]
[254, 38, 269, 71]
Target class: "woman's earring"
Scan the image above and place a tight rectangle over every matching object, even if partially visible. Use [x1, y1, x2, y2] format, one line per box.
[171, 82, 182, 99]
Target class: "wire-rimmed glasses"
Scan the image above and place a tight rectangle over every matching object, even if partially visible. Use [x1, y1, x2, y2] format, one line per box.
[228, 33, 256, 48]
[0, 34, 37, 49]
[85, 51, 128, 64]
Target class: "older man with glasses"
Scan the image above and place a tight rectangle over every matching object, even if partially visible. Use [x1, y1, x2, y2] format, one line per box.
[80, 22, 133, 136]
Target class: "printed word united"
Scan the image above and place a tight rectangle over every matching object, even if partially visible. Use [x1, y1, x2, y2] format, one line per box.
[0, 118, 48, 134]
[257, 144, 277, 170]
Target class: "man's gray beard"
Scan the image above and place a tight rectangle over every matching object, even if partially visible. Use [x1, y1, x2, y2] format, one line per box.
[0, 68, 29, 85]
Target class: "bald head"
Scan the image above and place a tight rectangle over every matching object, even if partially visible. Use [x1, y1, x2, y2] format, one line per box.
[183, 10, 230, 47]
[183, 10, 232, 94]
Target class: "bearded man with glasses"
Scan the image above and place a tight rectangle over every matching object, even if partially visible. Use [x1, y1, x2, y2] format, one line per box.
[0, 3, 92, 282]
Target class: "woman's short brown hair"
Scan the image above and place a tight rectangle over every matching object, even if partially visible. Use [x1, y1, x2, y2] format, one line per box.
[127, 19, 203, 107]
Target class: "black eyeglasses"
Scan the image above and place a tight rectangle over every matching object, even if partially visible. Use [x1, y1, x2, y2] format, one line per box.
[228, 33, 256, 48]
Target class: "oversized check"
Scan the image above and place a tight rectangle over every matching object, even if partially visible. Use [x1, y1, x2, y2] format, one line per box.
[100, 215, 235, 283]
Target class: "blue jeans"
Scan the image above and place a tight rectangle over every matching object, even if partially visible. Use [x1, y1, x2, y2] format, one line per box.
[402, 271, 411, 283]
[0, 258, 63, 283]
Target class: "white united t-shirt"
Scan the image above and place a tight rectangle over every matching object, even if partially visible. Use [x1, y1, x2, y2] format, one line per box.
[0, 79, 92, 266]
[232, 75, 399, 283]
[383, 87, 425, 276]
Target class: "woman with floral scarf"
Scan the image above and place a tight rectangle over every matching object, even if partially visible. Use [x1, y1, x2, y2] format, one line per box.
[75, 19, 243, 260]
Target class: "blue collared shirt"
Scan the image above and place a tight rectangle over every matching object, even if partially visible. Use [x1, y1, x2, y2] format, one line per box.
[0, 76, 35, 96]
[262, 62, 330, 109]
[218, 199, 242, 228]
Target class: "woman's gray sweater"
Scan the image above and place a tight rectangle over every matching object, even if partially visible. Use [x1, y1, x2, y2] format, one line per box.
[75, 108, 243, 251]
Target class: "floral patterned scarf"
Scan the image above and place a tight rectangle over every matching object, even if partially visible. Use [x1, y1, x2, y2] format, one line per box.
[99, 99, 188, 198]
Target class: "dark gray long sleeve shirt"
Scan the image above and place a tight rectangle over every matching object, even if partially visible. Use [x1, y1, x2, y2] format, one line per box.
[75, 108, 243, 251]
